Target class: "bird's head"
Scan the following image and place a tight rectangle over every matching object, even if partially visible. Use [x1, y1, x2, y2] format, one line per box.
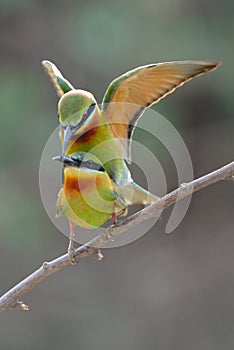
[58, 90, 98, 156]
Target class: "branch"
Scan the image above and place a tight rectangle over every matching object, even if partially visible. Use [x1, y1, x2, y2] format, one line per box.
[0, 161, 233, 312]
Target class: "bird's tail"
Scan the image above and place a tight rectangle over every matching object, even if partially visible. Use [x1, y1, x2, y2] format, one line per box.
[123, 181, 160, 206]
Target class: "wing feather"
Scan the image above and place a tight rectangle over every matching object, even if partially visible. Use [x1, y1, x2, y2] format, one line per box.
[42, 60, 74, 97]
[102, 61, 221, 162]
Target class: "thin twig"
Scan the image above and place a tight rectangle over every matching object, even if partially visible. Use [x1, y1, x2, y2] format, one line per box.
[0, 160, 233, 312]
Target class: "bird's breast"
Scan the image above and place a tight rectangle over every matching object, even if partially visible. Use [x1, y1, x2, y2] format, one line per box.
[64, 168, 90, 195]
[63, 167, 108, 196]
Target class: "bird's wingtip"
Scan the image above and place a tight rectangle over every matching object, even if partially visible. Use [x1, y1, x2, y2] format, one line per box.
[41, 59, 54, 68]
[213, 61, 222, 68]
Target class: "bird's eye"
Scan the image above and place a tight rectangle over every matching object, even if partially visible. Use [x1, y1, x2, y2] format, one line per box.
[87, 161, 93, 168]
[82, 112, 88, 120]
[82, 103, 96, 121]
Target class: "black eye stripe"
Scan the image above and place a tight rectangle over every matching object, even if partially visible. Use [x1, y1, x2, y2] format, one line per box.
[82, 103, 96, 120]
[65, 156, 82, 167]
[67, 156, 105, 172]
[82, 160, 105, 172]
[67, 103, 96, 134]
[86, 103, 96, 115]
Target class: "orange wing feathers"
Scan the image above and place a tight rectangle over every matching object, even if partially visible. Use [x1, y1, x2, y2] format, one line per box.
[103, 61, 221, 162]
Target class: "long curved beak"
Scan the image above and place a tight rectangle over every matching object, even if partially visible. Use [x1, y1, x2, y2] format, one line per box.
[62, 124, 76, 157]
[52, 155, 77, 167]
[52, 155, 63, 162]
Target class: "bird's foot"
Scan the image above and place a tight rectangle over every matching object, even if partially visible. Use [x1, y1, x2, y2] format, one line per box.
[67, 239, 77, 265]
[112, 212, 117, 225]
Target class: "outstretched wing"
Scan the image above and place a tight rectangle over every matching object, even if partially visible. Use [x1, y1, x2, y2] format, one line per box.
[102, 61, 221, 162]
[42, 60, 74, 97]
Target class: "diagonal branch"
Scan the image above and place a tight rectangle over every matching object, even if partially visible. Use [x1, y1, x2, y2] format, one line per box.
[0, 161, 233, 312]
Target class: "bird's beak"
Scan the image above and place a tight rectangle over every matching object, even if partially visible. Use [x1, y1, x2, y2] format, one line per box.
[52, 155, 77, 167]
[52, 155, 63, 162]
[62, 124, 75, 157]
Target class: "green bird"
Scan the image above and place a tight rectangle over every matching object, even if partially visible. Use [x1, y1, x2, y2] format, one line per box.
[43, 60, 221, 207]
[53, 152, 127, 263]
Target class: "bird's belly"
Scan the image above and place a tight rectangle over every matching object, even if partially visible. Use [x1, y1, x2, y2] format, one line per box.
[64, 193, 114, 229]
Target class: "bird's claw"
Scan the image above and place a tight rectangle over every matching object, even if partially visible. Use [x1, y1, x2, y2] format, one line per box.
[68, 240, 77, 264]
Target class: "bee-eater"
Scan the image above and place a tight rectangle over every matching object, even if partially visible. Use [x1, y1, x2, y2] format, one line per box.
[53, 152, 127, 263]
[43, 60, 221, 206]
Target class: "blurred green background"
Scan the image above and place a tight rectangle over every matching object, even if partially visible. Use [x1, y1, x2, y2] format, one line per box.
[0, 0, 233, 349]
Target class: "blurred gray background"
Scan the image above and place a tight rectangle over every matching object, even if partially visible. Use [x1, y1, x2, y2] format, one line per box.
[0, 0, 233, 349]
